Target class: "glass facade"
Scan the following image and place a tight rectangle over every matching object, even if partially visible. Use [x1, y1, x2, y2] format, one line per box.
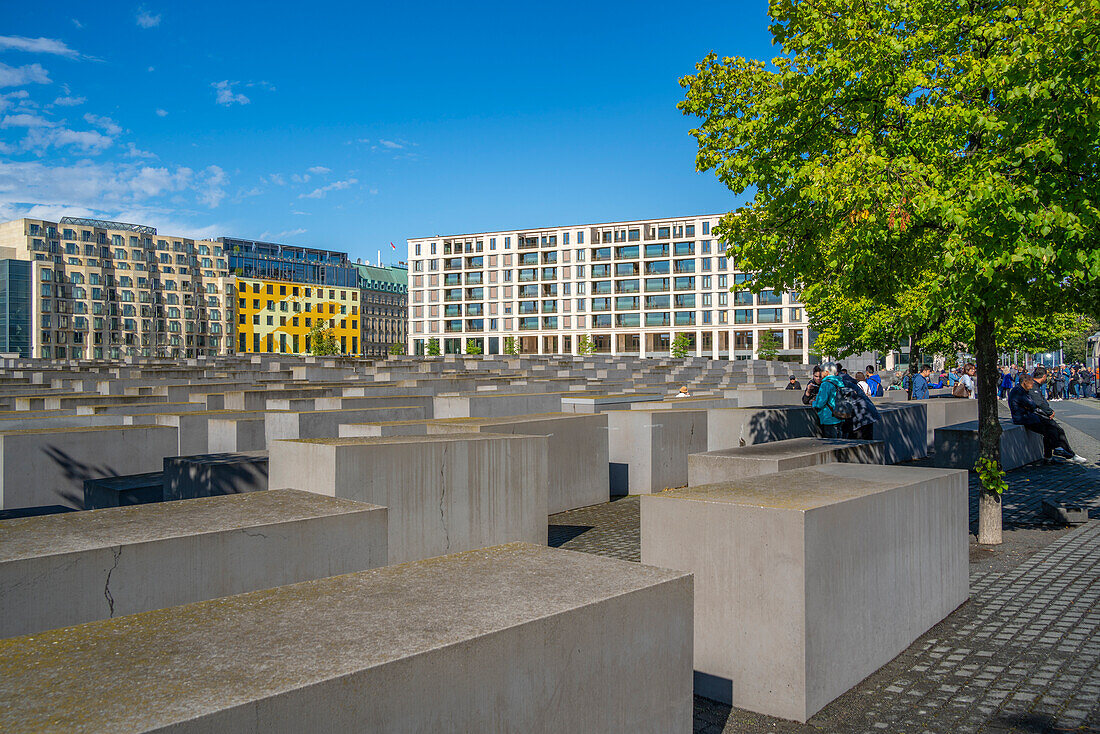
[223, 237, 358, 288]
[0, 260, 31, 357]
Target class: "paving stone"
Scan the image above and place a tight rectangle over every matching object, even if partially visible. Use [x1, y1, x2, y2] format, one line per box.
[549, 459, 1100, 734]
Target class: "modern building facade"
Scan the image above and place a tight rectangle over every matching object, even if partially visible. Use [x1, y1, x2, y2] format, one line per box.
[354, 261, 408, 356]
[223, 238, 361, 356]
[406, 215, 813, 360]
[0, 217, 233, 359]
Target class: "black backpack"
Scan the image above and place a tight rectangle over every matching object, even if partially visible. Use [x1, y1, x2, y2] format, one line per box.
[830, 382, 857, 420]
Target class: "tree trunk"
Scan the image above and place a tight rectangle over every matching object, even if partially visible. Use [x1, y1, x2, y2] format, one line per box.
[906, 335, 918, 400]
[975, 314, 1003, 545]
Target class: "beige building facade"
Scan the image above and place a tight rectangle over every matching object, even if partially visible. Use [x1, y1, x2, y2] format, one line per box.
[0, 217, 234, 359]
[406, 215, 813, 360]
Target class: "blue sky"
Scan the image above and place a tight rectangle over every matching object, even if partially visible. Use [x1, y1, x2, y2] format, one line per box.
[0, 1, 774, 264]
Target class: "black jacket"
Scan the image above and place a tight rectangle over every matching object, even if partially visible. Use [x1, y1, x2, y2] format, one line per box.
[1009, 385, 1042, 426]
[1029, 385, 1053, 418]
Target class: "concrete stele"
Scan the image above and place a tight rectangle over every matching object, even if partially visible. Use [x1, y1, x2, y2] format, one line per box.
[0, 543, 693, 733]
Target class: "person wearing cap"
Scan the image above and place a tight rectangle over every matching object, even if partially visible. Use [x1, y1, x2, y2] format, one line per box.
[785, 375, 801, 390]
[673, 385, 692, 398]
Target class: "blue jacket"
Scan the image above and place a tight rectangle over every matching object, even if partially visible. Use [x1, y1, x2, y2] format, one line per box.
[911, 373, 930, 400]
[811, 375, 845, 425]
[1008, 385, 1042, 426]
[999, 372, 1014, 390]
[866, 373, 882, 397]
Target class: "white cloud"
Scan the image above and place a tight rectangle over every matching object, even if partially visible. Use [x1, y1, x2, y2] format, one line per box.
[291, 173, 310, 184]
[1, 112, 54, 128]
[0, 62, 51, 87]
[307, 166, 330, 175]
[0, 36, 81, 59]
[135, 8, 162, 29]
[53, 95, 85, 106]
[0, 160, 193, 214]
[147, 66, 155, 72]
[197, 165, 227, 207]
[299, 178, 357, 199]
[124, 142, 156, 158]
[83, 112, 122, 136]
[49, 128, 114, 154]
[72, 19, 83, 29]
[211, 80, 249, 106]
[155, 107, 168, 117]
[378, 139, 403, 149]
[267, 173, 286, 186]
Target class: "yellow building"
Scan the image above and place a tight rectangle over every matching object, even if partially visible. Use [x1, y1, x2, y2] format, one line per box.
[235, 277, 359, 355]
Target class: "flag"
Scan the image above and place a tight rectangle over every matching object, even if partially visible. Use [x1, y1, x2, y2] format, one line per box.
[390, 242, 397, 251]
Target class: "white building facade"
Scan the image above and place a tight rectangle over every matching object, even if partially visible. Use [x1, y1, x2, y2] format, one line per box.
[406, 215, 813, 361]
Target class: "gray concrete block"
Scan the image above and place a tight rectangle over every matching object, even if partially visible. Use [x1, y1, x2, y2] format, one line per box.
[921, 398, 978, 450]
[560, 393, 663, 413]
[162, 451, 269, 501]
[426, 413, 609, 513]
[0, 489, 387, 638]
[608, 409, 708, 495]
[688, 438, 884, 485]
[933, 420, 1044, 470]
[83, 471, 164, 510]
[873, 403, 928, 464]
[0, 425, 178, 510]
[207, 412, 268, 452]
[0, 543, 692, 734]
[705, 406, 821, 451]
[641, 463, 968, 723]
[269, 434, 549, 563]
[263, 406, 425, 444]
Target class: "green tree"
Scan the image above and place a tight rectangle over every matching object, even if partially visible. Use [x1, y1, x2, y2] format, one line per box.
[756, 331, 782, 361]
[465, 339, 482, 355]
[388, 342, 405, 356]
[307, 323, 338, 356]
[670, 332, 693, 359]
[425, 338, 441, 356]
[576, 334, 596, 355]
[680, 0, 1100, 544]
[503, 336, 520, 355]
[1063, 317, 1100, 364]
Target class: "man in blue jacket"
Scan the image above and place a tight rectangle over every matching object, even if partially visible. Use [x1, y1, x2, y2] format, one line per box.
[1010, 371, 1087, 464]
[864, 365, 883, 397]
[910, 364, 932, 400]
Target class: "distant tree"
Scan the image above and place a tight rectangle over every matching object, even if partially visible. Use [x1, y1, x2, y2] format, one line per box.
[307, 323, 338, 356]
[680, 0, 1100, 544]
[425, 338, 441, 356]
[465, 339, 482, 355]
[756, 331, 782, 361]
[503, 336, 520, 355]
[670, 332, 693, 359]
[1064, 317, 1100, 364]
[576, 334, 596, 355]
[388, 342, 405, 356]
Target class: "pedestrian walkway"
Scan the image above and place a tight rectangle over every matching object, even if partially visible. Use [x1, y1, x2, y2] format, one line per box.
[549, 460, 1100, 733]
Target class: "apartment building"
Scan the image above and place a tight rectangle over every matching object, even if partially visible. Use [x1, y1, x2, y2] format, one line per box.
[223, 237, 361, 356]
[354, 262, 408, 356]
[406, 215, 812, 361]
[0, 217, 233, 359]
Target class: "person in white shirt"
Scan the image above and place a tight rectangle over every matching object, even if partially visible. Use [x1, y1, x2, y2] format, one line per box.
[673, 386, 692, 398]
[855, 371, 873, 397]
[959, 363, 977, 399]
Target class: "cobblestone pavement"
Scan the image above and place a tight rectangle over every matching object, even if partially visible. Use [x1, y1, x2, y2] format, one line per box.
[549, 457, 1100, 733]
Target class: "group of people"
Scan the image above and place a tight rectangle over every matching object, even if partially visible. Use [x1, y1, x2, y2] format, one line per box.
[796, 363, 881, 440]
[790, 361, 1092, 466]
[999, 364, 1096, 401]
